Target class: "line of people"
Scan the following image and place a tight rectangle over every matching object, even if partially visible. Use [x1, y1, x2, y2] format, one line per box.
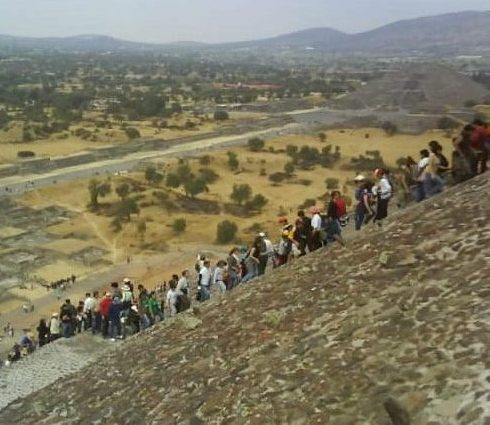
[5, 118, 488, 365]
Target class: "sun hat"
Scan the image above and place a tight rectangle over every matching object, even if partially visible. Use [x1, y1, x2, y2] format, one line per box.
[354, 175, 366, 182]
[123, 277, 131, 283]
[258, 232, 266, 237]
[52, 312, 58, 317]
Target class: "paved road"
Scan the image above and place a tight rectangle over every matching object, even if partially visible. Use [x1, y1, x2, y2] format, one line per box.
[0, 123, 302, 197]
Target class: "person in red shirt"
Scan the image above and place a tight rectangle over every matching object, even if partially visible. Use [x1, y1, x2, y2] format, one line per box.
[471, 119, 488, 173]
[99, 292, 112, 338]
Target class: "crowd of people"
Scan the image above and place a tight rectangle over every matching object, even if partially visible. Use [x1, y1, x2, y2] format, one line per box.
[2, 118, 488, 365]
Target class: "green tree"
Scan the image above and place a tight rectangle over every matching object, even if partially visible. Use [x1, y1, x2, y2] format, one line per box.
[166, 173, 181, 189]
[318, 132, 327, 143]
[230, 184, 252, 205]
[437, 116, 459, 130]
[176, 163, 192, 183]
[125, 127, 141, 140]
[115, 182, 130, 200]
[248, 137, 265, 152]
[184, 177, 208, 198]
[137, 219, 147, 241]
[246, 194, 268, 211]
[381, 121, 398, 136]
[284, 162, 295, 177]
[286, 145, 298, 157]
[227, 151, 239, 171]
[199, 168, 219, 184]
[325, 177, 339, 190]
[214, 110, 229, 121]
[115, 198, 139, 222]
[145, 166, 164, 186]
[199, 155, 211, 166]
[216, 220, 238, 244]
[172, 218, 187, 234]
[88, 179, 112, 209]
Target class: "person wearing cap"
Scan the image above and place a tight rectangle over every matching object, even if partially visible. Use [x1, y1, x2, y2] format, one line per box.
[49, 313, 60, 341]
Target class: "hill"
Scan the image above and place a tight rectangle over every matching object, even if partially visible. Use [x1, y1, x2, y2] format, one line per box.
[332, 63, 490, 112]
[338, 11, 490, 54]
[0, 173, 488, 424]
[1, 11, 489, 55]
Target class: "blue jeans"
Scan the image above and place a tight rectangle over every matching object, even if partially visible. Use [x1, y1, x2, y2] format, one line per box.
[355, 210, 365, 231]
[423, 174, 444, 198]
[409, 184, 425, 202]
[242, 261, 258, 283]
[61, 322, 72, 338]
[200, 285, 210, 302]
[109, 319, 121, 338]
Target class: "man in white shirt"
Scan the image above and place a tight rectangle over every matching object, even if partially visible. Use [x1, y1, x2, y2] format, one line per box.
[176, 270, 190, 296]
[310, 207, 323, 251]
[83, 292, 95, 330]
[198, 260, 211, 302]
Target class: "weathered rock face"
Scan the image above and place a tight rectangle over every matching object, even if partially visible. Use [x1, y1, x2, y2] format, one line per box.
[1, 174, 489, 425]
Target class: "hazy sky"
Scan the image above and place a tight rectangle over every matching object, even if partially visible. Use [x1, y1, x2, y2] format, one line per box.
[0, 0, 488, 43]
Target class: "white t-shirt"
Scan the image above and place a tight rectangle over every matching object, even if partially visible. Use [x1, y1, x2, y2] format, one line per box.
[213, 267, 225, 284]
[199, 266, 211, 287]
[83, 297, 95, 313]
[418, 157, 429, 180]
[176, 277, 189, 295]
[264, 239, 274, 255]
[373, 176, 392, 200]
[311, 213, 322, 231]
[166, 289, 178, 306]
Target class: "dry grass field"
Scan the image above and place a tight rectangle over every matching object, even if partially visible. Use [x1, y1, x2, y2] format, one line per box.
[19, 126, 455, 256]
[0, 111, 254, 164]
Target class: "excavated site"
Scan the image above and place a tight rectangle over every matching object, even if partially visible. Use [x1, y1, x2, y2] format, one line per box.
[0, 173, 488, 425]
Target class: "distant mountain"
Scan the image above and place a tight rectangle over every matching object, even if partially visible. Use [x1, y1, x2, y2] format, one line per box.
[0, 34, 159, 52]
[226, 28, 349, 49]
[339, 11, 490, 54]
[0, 11, 489, 55]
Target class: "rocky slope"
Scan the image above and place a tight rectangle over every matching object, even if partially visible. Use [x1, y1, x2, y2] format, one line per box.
[0, 174, 489, 425]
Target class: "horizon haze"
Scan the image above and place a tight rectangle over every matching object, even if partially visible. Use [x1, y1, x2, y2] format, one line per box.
[0, 1, 489, 44]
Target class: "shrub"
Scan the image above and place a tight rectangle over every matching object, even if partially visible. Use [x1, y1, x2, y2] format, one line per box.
[437, 116, 459, 130]
[17, 150, 35, 158]
[269, 172, 287, 183]
[166, 173, 181, 188]
[300, 198, 317, 209]
[284, 162, 295, 177]
[198, 155, 211, 166]
[248, 137, 265, 152]
[227, 151, 239, 171]
[125, 127, 141, 139]
[381, 121, 398, 136]
[325, 178, 340, 189]
[230, 184, 252, 205]
[214, 110, 229, 121]
[216, 220, 238, 244]
[246, 194, 268, 211]
[198, 168, 219, 184]
[172, 218, 187, 234]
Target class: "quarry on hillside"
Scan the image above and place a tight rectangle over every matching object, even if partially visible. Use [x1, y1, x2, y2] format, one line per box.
[0, 173, 488, 425]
